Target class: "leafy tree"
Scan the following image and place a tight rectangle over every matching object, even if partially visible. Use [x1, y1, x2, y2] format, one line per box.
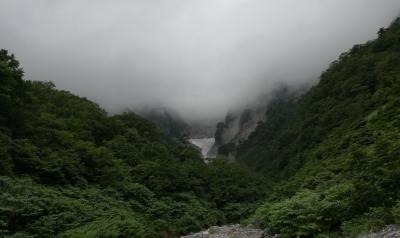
[0, 49, 269, 237]
[239, 18, 400, 236]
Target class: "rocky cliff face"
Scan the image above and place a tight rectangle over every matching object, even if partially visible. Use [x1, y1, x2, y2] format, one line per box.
[209, 86, 306, 158]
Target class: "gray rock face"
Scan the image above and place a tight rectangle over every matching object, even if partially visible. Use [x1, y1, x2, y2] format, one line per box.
[214, 105, 267, 147]
[210, 85, 307, 158]
[358, 225, 400, 238]
[180, 225, 274, 238]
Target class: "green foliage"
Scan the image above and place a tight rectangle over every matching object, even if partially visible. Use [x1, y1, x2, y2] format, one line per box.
[239, 19, 400, 236]
[392, 201, 400, 224]
[250, 184, 355, 237]
[0, 49, 25, 132]
[4, 17, 400, 237]
[341, 207, 393, 237]
[0, 176, 157, 238]
[0, 49, 269, 237]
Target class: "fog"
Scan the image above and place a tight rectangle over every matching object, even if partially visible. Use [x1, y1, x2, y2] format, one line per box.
[0, 0, 399, 121]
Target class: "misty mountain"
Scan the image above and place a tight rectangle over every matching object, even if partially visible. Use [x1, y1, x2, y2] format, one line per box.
[136, 107, 190, 138]
[2, 1, 400, 237]
[137, 107, 217, 141]
[1, 1, 399, 120]
[237, 18, 400, 236]
[0, 49, 269, 237]
[209, 86, 306, 158]
[187, 120, 216, 139]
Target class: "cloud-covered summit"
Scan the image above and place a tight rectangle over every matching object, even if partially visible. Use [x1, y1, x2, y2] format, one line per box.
[1, 0, 399, 121]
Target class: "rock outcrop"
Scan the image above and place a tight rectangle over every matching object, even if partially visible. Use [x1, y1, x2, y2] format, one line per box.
[181, 225, 273, 238]
[359, 225, 400, 238]
[209, 86, 306, 158]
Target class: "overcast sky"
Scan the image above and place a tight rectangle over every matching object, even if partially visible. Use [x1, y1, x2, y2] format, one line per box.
[0, 1, 399, 121]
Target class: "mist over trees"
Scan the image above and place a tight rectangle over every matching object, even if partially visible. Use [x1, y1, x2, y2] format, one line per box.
[2, 1, 400, 238]
[1, 1, 400, 121]
[0, 49, 270, 237]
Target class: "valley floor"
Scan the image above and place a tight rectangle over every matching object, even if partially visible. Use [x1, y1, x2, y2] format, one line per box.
[181, 225, 400, 238]
[180, 224, 270, 238]
[359, 225, 400, 238]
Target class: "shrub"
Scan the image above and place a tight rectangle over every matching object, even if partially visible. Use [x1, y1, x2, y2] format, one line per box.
[250, 184, 356, 237]
[392, 201, 400, 224]
[341, 207, 393, 237]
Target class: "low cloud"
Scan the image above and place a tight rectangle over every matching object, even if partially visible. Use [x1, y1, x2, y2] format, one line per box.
[0, 0, 399, 121]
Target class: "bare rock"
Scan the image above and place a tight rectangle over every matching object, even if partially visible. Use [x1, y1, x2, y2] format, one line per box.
[358, 225, 400, 238]
[181, 224, 271, 238]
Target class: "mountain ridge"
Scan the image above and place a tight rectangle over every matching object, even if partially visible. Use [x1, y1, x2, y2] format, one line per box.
[236, 17, 400, 237]
[2, 16, 400, 238]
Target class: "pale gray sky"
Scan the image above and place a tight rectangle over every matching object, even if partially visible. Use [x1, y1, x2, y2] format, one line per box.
[0, 0, 399, 121]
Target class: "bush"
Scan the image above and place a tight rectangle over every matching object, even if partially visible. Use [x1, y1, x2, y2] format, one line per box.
[250, 184, 356, 237]
[0, 49, 276, 236]
[60, 216, 157, 238]
[341, 207, 393, 237]
[0, 177, 157, 237]
[263, 190, 322, 237]
[392, 201, 400, 224]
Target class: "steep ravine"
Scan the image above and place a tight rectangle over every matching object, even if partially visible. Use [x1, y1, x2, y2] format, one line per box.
[188, 137, 216, 158]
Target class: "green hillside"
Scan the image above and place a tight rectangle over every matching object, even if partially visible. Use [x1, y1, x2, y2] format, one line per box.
[0, 50, 269, 237]
[3, 16, 400, 238]
[239, 18, 400, 237]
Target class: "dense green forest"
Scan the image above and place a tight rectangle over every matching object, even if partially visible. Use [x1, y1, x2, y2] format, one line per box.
[0, 49, 270, 237]
[238, 18, 400, 237]
[3, 16, 400, 238]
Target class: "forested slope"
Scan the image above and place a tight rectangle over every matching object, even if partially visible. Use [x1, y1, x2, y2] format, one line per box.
[0, 49, 269, 237]
[3, 16, 400, 238]
[239, 18, 400, 237]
